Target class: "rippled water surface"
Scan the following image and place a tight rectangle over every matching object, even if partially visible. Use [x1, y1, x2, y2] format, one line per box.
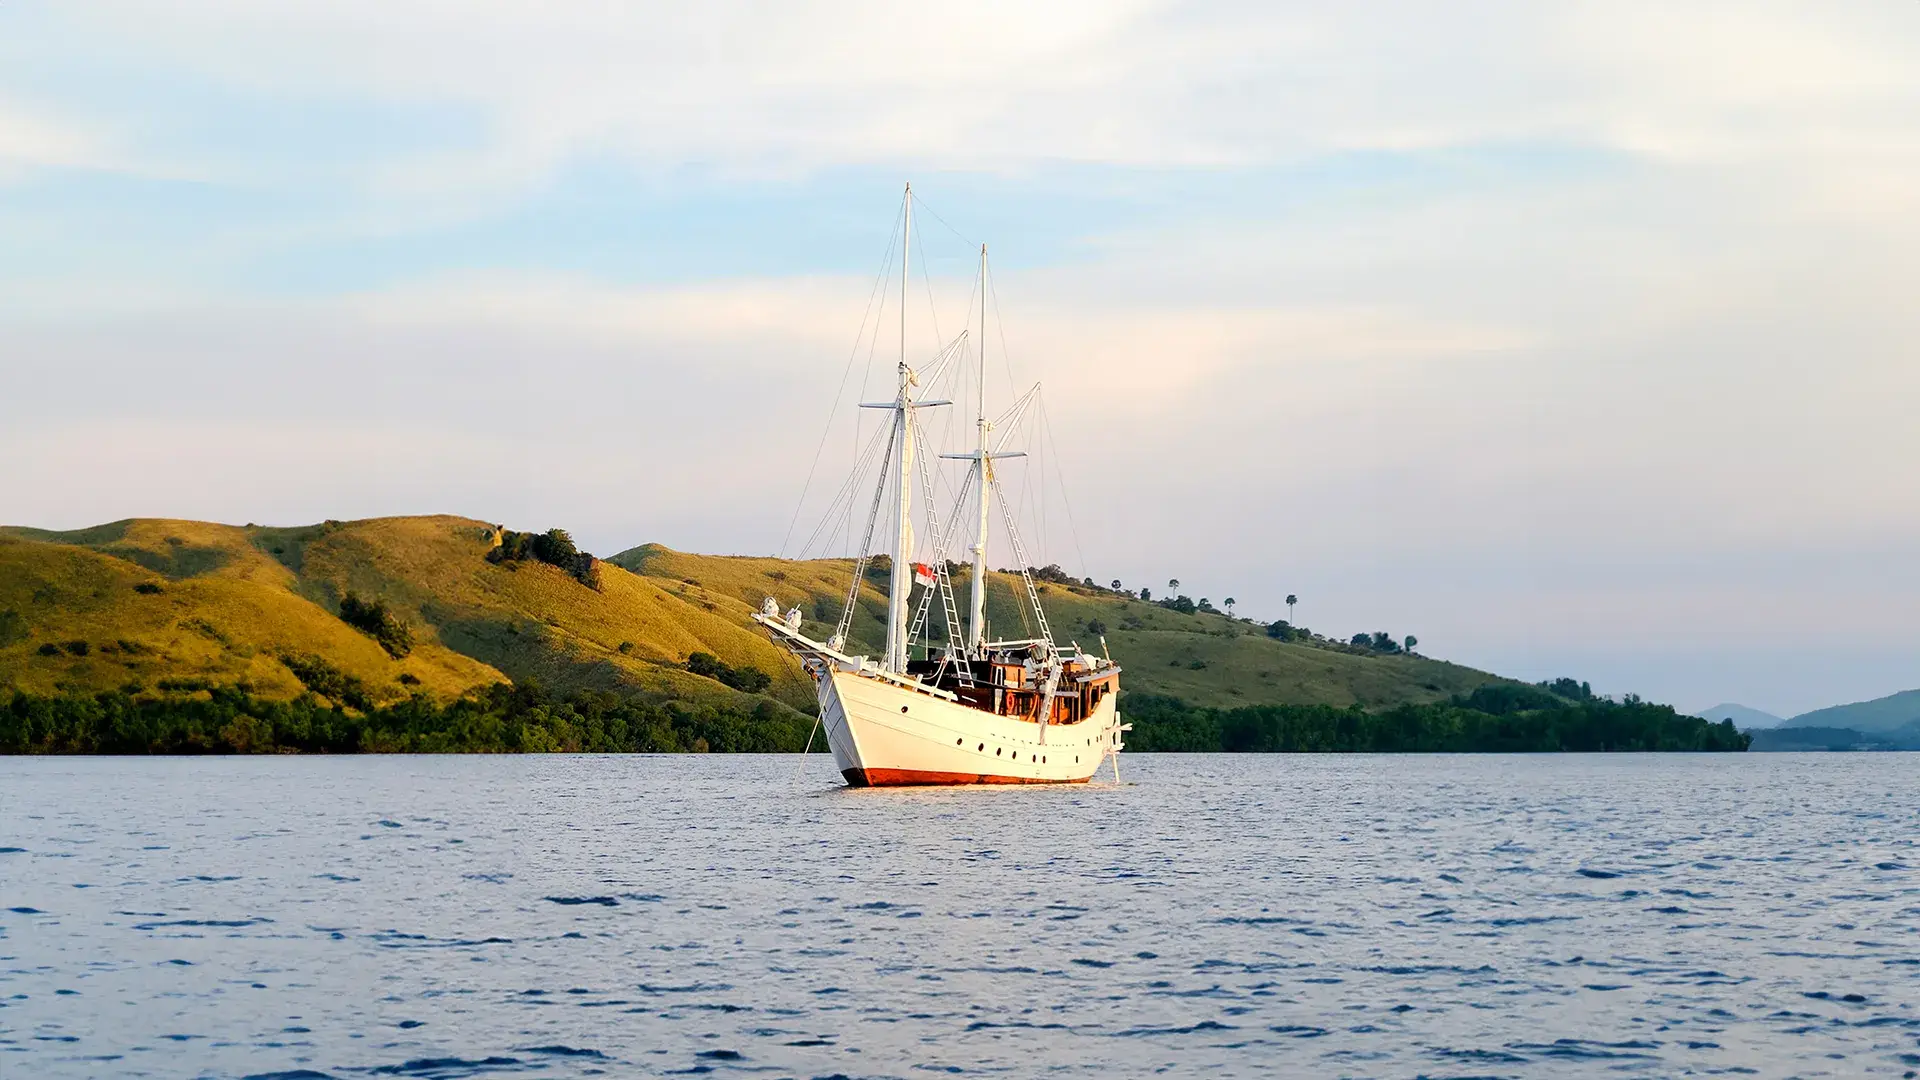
[2, 754, 1917, 1078]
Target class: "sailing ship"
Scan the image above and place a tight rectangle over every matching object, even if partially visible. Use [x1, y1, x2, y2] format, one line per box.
[755, 184, 1128, 787]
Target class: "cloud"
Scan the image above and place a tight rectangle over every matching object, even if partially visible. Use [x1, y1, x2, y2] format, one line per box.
[0, 98, 105, 180]
[17, 3, 1920, 191]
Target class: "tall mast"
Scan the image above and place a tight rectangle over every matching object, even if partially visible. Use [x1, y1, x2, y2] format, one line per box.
[967, 244, 991, 656]
[884, 183, 915, 674]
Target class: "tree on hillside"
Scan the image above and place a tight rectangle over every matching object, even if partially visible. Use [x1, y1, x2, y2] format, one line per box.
[1286, 594, 1297, 622]
[1111, 579, 1122, 592]
[1224, 597, 1236, 617]
[1370, 631, 1401, 653]
[338, 592, 414, 659]
[1405, 635, 1418, 654]
[1169, 578, 1179, 592]
[1543, 677, 1594, 701]
[532, 528, 579, 566]
[1139, 587, 1152, 602]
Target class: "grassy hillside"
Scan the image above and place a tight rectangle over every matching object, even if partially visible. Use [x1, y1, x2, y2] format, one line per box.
[2, 514, 1509, 719]
[0, 519, 499, 703]
[1, 517, 810, 716]
[607, 545, 1502, 710]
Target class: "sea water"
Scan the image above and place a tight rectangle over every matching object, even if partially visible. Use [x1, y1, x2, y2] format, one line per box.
[1, 753, 1915, 1078]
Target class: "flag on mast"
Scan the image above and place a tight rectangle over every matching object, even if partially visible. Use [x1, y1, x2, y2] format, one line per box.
[912, 562, 937, 588]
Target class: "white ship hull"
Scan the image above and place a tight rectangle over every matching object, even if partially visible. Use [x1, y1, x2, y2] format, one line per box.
[816, 668, 1122, 786]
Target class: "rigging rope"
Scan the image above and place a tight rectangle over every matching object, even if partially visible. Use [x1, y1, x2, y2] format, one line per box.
[1038, 389, 1092, 581]
[908, 192, 978, 249]
[779, 202, 902, 559]
[797, 420, 893, 560]
[835, 422, 898, 650]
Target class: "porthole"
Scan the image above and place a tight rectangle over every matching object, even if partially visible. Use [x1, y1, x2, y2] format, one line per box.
[955, 738, 963, 746]
[1042, 756, 1046, 764]
[996, 747, 1002, 756]
[901, 705, 909, 713]
[977, 743, 984, 751]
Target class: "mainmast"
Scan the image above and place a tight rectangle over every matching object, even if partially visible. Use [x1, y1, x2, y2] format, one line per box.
[967, 245, 991, 656]
[884, 184, 915, 674]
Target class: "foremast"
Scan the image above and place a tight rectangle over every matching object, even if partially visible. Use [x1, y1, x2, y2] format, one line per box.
[884, 184, 915, 675]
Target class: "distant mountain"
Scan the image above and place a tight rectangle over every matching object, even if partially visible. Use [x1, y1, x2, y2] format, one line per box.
[1790, 689, 1920, 734]
[1691, 703, 1785, 729]
[1748, 725, 1920, 752]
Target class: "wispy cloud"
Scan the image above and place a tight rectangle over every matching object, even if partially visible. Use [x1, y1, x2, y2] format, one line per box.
[13, 4, 1919, 188]
[0, 97, 108, 179]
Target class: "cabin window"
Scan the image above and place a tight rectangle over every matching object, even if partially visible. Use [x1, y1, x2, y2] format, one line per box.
[977, 743, 984, 751]
[955, 738, 962, 745]
[996, 747, 1002, 756]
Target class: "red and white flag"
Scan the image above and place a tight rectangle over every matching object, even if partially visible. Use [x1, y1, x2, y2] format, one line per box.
[912, 562, 937, 588]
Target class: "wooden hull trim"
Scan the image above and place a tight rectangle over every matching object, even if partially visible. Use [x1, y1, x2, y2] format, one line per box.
[844, 767, 1093, 787]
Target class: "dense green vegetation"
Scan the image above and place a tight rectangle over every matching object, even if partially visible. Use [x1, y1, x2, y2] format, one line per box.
[1, 678, 1746, 756]
[1125, 682, 1750, 753]
[1, 683, 815, 755]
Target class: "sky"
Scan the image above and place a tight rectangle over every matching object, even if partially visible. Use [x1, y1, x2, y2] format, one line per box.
[3, 2, 1918, 717]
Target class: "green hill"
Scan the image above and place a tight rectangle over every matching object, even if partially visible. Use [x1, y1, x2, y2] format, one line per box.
[607, 543, 1501, 710]
[3, 513, 1506, 726]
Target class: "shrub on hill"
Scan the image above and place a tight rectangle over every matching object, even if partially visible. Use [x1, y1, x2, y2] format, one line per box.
[1461, 683, 1564, 715]
[1541, 677, 1594, 701]
[685, 651, 773, 694]
[488, 527, 603, 590]
[337, 592, 414, 658]
[1030, 563, 1078, 586]
[278, 652, 374, 711]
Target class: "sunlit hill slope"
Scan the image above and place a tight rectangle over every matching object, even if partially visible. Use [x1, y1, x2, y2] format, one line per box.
[1, 515, 1505, 715]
